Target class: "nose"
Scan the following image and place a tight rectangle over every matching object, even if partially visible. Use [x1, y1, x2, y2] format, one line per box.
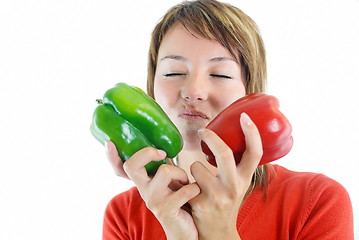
[181, 73, 209, 104]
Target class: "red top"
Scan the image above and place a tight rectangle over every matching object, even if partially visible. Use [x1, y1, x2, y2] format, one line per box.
[103, 165, 354, 240]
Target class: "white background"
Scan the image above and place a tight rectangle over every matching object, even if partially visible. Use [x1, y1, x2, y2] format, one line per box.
[0, 0, 358, 239]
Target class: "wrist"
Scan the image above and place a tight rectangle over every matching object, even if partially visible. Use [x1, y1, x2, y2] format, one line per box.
[198, 226, 240, 240]
[165, 231, 198, 240]
[161, 221, 198, 240]
[199, 234, 240, 240]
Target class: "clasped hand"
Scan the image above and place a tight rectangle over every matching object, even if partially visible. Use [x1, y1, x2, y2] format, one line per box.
[105, 113, 263, 240]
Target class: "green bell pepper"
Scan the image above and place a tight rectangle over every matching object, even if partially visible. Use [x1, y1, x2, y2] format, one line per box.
[90, 82, 183, 175]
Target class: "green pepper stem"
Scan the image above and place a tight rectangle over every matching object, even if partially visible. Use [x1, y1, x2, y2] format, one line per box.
[96, 99, 103, 105]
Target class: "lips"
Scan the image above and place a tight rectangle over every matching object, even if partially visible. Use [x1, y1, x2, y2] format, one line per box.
[178, 108, 209, 120]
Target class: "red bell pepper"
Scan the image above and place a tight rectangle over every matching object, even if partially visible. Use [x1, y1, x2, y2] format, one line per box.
[201, 93, 293, 166]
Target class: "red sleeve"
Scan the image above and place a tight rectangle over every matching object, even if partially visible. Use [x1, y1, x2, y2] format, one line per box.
[298, 174, 354, 240]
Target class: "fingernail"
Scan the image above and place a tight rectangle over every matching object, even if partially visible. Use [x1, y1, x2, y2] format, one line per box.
[157, 149, 167, 158]
[240, 112, 253, 126]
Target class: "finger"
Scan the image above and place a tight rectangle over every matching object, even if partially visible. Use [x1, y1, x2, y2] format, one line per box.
[237, 112, 263, 179]
[105, 141, 129, 179]
[151, 164, 190, 192]
[123, 147, 166, 188]
[168, 180, 187, 192]
[146, 165, 199, 211]
[168, 183, 200, 210]
[190, 161, 215, 191]
[198, 129, 237, 183]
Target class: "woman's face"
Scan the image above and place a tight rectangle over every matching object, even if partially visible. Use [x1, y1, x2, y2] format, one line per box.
[154, 24, 246, 150]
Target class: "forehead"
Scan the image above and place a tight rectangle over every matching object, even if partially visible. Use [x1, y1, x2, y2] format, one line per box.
[158, 24, 236, 62]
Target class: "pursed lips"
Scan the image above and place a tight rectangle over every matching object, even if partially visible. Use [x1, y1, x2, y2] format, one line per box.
[178, 109, 209, 120]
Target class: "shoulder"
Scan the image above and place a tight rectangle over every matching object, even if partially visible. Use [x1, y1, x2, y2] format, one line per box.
[105, 186, 145, 220]
[102, 187, 145, 239]
[103, 187, 165, 239]
[268, 164, 351, 205]
[108, 186, 143, 207]
[103, 187, 144, 239]
[270, 164, 350, 197]
[268, 165, 354, 238]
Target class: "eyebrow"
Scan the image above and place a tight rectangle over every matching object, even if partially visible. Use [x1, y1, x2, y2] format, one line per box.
[159, 55, 236, 63]
[160, 55, 188, 62]
[209, 56, 236, 63]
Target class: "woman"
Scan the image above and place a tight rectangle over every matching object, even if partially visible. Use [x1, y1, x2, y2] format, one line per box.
[103, 0, 353, 239]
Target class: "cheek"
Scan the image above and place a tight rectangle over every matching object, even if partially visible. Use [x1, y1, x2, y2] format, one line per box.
[154, 81, 177, 111]
[227, 86, 246, 103]
[214, 82, 246, 110]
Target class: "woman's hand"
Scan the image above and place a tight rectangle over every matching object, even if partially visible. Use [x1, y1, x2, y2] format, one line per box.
[105, 141, 130, 179]
[105, 142, 200, 239]
[189, 112, 263, 240]
[109, 144, 200, 240]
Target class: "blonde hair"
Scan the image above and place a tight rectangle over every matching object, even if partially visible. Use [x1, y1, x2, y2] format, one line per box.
[147, 0, 269, 189]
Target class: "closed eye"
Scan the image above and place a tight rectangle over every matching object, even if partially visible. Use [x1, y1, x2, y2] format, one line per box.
[163, 73, 185, 77]
[210, 74, 232, 79]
